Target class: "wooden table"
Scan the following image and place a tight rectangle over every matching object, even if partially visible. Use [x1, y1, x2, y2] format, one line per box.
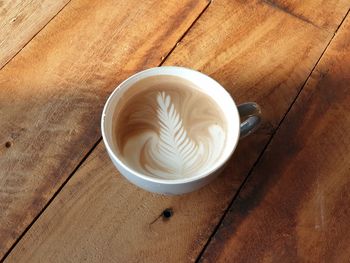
[1, 0, 350, 262]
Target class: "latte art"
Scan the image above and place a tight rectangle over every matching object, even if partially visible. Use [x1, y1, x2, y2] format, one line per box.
[113, 76, 227, 180]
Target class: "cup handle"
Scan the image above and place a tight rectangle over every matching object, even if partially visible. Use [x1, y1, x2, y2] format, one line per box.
[238, 102, 262, 139]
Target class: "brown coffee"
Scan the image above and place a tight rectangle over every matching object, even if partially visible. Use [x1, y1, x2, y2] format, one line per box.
[112, 75, 227, 180]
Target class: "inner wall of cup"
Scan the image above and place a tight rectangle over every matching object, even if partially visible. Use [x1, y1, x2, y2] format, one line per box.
[103, 67, 240, 180]
[103, 95, 118, 155]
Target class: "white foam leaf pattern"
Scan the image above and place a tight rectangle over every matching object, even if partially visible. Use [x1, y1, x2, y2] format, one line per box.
[147, 92, 198, 175]
[121, 91, 226, 180]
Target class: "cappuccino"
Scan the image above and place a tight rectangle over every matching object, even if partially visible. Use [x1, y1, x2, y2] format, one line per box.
[112, 75, 227, 180]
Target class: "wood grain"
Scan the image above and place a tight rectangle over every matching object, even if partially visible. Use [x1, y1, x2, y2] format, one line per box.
[0, 0, 208, 258]
[200, 14, 350, 263]
[260, 0, 350, 30]
[5, 0, 349, 262]
[0, 0, 70, 69]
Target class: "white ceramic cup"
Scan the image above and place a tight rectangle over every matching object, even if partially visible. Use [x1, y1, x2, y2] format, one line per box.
[101, 66, 261, 195]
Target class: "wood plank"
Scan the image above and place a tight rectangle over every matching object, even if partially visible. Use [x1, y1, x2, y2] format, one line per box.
[0, 0, 208, 258]
[260, 0, 350, 30]
[5, 1, 349, 262]
[0, 0, 70, 69]
[200, 14, 350, 263]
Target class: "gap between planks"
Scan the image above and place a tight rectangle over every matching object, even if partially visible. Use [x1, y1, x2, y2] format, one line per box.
[0, 0, 72, 71]
[261, 0, 320, 29]
[0, 1, 212, 262]
[194, 7, 350, 263]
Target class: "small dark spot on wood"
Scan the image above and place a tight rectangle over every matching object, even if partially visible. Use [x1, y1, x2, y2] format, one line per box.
[5, 141, 12, 148]
[162, 208, 173, 219]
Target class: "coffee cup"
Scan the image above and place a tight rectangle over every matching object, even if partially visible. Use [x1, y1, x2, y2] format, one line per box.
[101, 66, 261, 194]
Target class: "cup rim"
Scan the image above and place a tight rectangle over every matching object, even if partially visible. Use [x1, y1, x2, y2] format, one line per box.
[101, 66, 240, 185]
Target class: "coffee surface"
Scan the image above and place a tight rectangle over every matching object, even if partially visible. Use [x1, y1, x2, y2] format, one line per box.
[113, 75, 227, 179]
